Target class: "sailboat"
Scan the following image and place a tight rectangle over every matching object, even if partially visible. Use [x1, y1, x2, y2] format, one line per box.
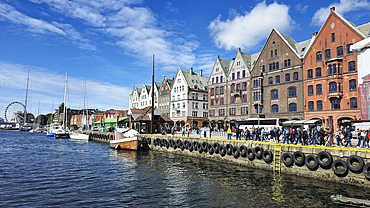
[69, 78, 89, 141]
[19, 66, 32, 131]
[46, 73, 69, 138]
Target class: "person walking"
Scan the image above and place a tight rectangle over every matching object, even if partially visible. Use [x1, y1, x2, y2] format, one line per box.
[283, 127, 290, 144]
[345, 128, 353, 147]
[302, 128, 308, 145]
[295, 127, 303, 145]
[182, 127, 186, 137]
[336, 129, 343, 147]
[227, 127, 232, 140]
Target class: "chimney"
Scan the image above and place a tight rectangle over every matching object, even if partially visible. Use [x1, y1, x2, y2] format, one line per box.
[200, 70, 203, 76]
[238, 47, 241, 52]
[190, 68, 193, 74]
[164, 75, 166, 79]
[312, 32, 318, 37]
[217, 55, 219, 59]
[330, 7, 335, 11]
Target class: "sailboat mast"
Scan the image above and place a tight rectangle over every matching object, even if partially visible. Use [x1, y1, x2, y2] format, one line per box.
[83, 78, 86, 128]
[151, 54, 154, 134]
[23, 66, 30, 127]
[63, 72, 67, 128]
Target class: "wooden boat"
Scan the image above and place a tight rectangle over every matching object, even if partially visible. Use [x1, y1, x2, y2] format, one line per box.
[331, 195, 370, 207]
[109, 127, 142, 150]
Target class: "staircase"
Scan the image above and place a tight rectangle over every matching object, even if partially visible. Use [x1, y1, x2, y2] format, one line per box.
[274, 146, 281, 174]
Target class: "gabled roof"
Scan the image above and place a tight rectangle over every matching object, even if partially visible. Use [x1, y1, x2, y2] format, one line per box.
[332, 10, 367, 39]
[181, 69, 209, 91]
[357, 22, 370, 37]
[133, 106, 172, 122]
[219, 58, 231, 75]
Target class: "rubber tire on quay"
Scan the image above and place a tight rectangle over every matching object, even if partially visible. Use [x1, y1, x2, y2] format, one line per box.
[317, 151, 332, 168]
[176, 139, 182, 147]
[347, 155, 364, 172]
[246, 148, 255, 160]
[219, 145, 226, 157]
[213, 142, 220, 154]
[282, 152, 294, 167]
[197, 143, 203, 153]
[188, 142, 194, 152]
[192, 141, 198, 151]
[207, 143, 214, 155]
[305, 154, 318, 169]
[254, 146, 264, 159]
[232, 146, 240, 158]
[183, 140, 189, 150]
[226, 144, 233, 156]
[262, 150, 273, 163]
[362, 163, 370, 178]
[165, 139, 170, 149]
[239, 145, 247, 157]
[172, 140, 178, 149]
[293, 151, 305, 166]
[179, 141, 185, 151]
[332, 159, 348, 176]
[201, 142, 208, 152]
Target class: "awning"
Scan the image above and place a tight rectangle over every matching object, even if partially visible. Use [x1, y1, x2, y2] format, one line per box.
[217, 120, 224, 124]
[210, 120, 216, 124]
[230, 120, 236, 124]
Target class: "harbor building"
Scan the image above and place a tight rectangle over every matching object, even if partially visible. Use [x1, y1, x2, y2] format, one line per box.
[158, 76, 174, 118]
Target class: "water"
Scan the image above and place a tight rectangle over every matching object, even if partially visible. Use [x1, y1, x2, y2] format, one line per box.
[1, 130, 369, 207]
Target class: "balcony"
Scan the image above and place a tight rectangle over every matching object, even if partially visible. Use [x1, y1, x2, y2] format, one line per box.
[327, 91, 343, 99]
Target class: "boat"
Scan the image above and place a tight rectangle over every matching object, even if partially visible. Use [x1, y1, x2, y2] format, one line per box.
[19, 66, 31, 131]
[331, 194, 370, 207]
[69, 78, 89, 141]
[46, 123, 69, 138]
[109, 127, 142, 150]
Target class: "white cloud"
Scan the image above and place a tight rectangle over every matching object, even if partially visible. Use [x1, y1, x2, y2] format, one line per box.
[165, 2, 179, 13]
[295, 4, 308, 13]
[208, 1, 295, 51]
[0, 62, 131, 118]
[311, 0, 370, 26]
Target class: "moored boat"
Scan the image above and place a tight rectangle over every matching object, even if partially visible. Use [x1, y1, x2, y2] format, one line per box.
[69, 131, 89, 141]
[47, 123, 69, 138]
[109, 127, 142, 150]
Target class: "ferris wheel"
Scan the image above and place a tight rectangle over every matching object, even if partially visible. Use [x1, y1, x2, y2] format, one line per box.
[4, 101, 26, 123]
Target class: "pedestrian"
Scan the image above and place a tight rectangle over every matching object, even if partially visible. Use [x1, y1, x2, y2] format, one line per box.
[345, 128, 353, 147]
[245, 128, 250, 140]
[235, 127, 240, 140]
[276, 127, 281, 143]
[227, 127, 232, 140]
[295, 127, 303, 145]
[318, 127, 325, 146]
[182, 127, 186, 137]
[327, 127, 333, 144]
[302, 128, 308, 145]
[312, 127, 318, 145]
[283, 127, 290, 144]
[336, 128, 343, 146]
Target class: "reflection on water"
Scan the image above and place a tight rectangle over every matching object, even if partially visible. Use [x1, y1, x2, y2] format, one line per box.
[1, 130, 370, 207]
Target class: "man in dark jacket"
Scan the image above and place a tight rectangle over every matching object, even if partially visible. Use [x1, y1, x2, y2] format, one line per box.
[318, 128, 325, 145]
[295, 127, 303, 145]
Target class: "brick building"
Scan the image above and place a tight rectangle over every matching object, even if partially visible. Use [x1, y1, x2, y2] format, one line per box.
[303, 7, 370, 130]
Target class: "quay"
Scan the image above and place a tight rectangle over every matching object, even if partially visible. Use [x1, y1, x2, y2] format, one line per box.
[88, 131, 370, 187]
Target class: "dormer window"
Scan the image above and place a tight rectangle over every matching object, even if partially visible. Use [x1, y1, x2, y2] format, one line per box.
[194, 85, 198, 90]
[192, 80, 194, 83]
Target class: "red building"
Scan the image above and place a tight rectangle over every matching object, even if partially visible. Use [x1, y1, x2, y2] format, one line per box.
[303, 7, 370, 131]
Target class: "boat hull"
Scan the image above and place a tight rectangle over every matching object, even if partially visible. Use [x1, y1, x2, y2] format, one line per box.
[109, 137, 142, 151]
[69, 133, 89, 141]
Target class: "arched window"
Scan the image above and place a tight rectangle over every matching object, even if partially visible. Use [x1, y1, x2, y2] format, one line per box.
[329, 82, 337, 92]
[317, 100, 323, 111]
[350, 98, 357, 109]
[328, 64, 332, 75]
[316, 84, 322, 94]
[307, 69, 313, 78]
[308, 85, 313, 95]
[308, 101, 314, 111]
[271, 90, 278, 99]
[289, 87, 297, 97]
[231, 83, 235, 92]
[289, 103, 297, 112]
[275, 75, 280, 84]
[272, 104, 279, 113]
[349, 79, 357, 91]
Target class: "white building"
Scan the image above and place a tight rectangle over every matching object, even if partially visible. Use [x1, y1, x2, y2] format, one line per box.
[170, 68, 209, 128]
[129, 83, 161, 110]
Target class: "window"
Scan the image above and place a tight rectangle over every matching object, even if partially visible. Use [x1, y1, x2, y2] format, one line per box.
[253, 92, 261, 101]
[257, 106, 263, 114]
[350, 98, 357, 109]
[347, 44, 353, 54]
[276, 62, 279, 70]
[317, 100, 323, 111]
[219, 109, 225, 116]
[212, 78, 214, 84]
[241, 107, 248, 115]
[220, 86, 224, 94]
[242, 82, 247, 90]
[269, 77, 273, 85]
[232, 73, 235, 80]
[337, 46, 343, 56]
[308, 85, 313, 95]
[293, 72, 298, 81]
[216, 77, 218, 83]
[276, 75, 280, 84]
[289, 103, 297, 112]
[211, 88, 214, 96]
[242, 94, 247, 102]
[316, 84, 322, 95]
[325, 49, 331, 59]
[328, 64, 332, 75]
[262, 65, 265, 72]
[275, 49, 277, 57]
[331, 33, 335, 42]
[349, 79, 357, 91]
[183, 102, 185, 108]
[331, 99, 340, 109]
[237, 71, 240, 79]
[289, 87, 296, 97]
[285, 74, 290, 82]
[271, 50, 273, 58]
[308, 69, 313, 79]
[329, 82, 337, 92]
[211, 99, 214, 106]
[269, 64, 272, 71]
[273, 62, 276, 70]
[177, 103, 180, 109]
[229, 108, 236, 116]
[236, 83, 240, 91]
[316, 67, 321, 77]
[203, 112, 208, 118]
[242, 70, 246, 78]
[220, 76, 223, 83]
[231, 84, 235, 92]
[231, 96, 235, 104]
[308, 101, 314, 111]
[349, 61, 356, 72]
[220, 97, 224, 105]
[271, 90, 278, 99]
[284, 59, 291, 67]
[333, 64, 337, 74]
[272, 104, 279, 113]
[316, 51, 322, 61]
[215, 87, 219, 95]
[209, 110, 215, 116]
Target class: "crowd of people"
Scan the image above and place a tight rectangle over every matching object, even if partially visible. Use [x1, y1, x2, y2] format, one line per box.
[226, 125, 370, 148]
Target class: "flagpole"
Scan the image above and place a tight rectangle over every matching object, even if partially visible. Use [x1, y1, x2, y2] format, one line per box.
[151, 54, 155, 134]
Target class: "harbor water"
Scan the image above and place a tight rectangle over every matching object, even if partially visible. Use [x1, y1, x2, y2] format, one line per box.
[1, 129, 370, 207]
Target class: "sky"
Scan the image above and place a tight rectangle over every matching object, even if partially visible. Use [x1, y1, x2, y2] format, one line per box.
[1, 0, 370, 120]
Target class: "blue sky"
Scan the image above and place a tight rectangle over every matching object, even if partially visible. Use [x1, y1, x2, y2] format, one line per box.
[1, 0, 370, 119]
